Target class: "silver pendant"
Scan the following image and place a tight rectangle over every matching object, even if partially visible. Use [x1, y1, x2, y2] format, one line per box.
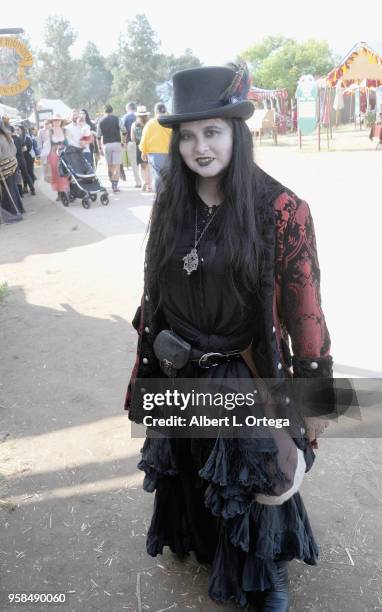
[183, 248, 199, 275]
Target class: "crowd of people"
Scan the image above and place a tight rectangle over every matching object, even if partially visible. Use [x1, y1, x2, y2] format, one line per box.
[98, 101, 172, 193]
[0, 118, 39, 223]
[0, 100, 172, 223]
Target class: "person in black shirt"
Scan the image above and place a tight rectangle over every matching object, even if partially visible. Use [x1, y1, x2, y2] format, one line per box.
[12, 126, 35, 196]
[97, 104, 122, 192]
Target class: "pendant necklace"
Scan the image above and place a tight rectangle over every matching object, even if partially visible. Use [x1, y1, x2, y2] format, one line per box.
[183, 203, 219, 275]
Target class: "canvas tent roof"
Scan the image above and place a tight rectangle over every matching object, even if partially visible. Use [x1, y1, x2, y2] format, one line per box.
[0, 101, 21, 121]
[327, 42, 382, 87]
[28, 98, 72, 123]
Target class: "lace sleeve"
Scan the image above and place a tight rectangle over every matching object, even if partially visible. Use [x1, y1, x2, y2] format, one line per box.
[275, 192, 336, 427]
[275, 192, 332, 371]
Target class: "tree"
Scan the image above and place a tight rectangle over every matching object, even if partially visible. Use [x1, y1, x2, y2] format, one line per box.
[160, 48, 202, 78]
[33, 16, 78, 103]
[241, 36, 289, 71]
[155, 48, 202, 107]
[71, 42, 113, 114]
[241, 37, 336, 97]
[111, 14, 162, 113]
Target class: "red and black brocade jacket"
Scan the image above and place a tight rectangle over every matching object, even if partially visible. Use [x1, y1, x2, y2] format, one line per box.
[124, 167, 333, 421]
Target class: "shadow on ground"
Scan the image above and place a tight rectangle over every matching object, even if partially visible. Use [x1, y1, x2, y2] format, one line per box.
[0, 285, 134, 438]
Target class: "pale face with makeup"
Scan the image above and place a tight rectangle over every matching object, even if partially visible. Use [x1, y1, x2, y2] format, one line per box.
[179, 118, 233, 179]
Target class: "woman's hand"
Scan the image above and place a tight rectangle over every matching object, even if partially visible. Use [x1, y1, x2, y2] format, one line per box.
[304, 416, 329, 449]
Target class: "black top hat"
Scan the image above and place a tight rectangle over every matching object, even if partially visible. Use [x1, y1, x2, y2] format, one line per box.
[158, 64, 254, 127]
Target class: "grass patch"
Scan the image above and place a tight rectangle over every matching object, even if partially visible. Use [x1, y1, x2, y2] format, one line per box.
[0, 282, 8, 302]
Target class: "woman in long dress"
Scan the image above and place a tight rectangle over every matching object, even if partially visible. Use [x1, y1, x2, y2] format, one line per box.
[125, 64, 332, 610]
[47, 116, 70, 203]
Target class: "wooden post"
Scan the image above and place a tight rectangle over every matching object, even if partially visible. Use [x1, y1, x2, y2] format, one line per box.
[33, 95, 39, 128]
[317, 88, 321, 152]
[326, 87, 330, 150]
[298, 128, 302, 149]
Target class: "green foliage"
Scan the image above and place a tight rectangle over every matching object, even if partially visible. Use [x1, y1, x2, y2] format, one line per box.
[241, 36, 335, 97]
[71, 42, 113, 114]
[160, 48, 201, 79]
[367, 110, 376, 126]
[0, 282, 8, 302]
[110, 14, 161, 113]
[241, 36, 288, 70]
[111, 15, 201, 114]
[33, 16, 78, 102]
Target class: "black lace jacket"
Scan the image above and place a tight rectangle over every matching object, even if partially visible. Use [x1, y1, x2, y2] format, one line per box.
[124, 166, 333, 423]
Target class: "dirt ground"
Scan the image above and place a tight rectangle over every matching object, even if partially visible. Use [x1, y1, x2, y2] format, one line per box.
[1, 128, 382, 612]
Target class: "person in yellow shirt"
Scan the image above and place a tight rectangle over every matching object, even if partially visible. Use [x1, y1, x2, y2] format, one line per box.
[139, 103, 172, 191]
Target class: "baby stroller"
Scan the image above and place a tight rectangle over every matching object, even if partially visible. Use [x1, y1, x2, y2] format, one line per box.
[59, 146, 109, 209]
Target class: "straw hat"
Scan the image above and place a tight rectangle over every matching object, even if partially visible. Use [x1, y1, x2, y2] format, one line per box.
[136, 105, 150, 117]
[51, 115, 68, 125]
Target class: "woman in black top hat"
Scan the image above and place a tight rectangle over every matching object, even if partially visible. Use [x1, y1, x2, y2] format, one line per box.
[125, 64, 332, 610]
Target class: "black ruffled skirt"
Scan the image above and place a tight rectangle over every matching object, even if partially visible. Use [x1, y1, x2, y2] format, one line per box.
[137, 361, 318, 608]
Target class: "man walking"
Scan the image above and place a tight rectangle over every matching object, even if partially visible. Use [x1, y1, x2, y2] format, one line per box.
[139, 103, 172, 192]
[121, 102, 141, 188]
[97, 105, 122, 193]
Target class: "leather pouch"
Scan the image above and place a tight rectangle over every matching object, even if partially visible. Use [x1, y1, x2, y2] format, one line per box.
[153, 329, 192, 377]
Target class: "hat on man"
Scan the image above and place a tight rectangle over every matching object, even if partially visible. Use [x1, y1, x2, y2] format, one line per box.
[158, 63, 254, 127]
[136, 105, 151, 117]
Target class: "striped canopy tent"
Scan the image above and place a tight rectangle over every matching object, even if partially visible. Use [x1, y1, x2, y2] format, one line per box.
[327, 42, 382, 87]
[249, 86, 288, 101]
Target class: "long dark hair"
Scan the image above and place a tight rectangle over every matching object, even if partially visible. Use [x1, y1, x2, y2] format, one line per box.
[146, 118, 264, 301]
[81, 109, 95, 130]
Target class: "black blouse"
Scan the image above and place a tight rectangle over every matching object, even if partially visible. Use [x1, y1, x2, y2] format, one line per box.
[160, 193, 256, 352]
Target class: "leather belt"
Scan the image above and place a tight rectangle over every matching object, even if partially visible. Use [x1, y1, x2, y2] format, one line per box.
[191, 350, 243, 369]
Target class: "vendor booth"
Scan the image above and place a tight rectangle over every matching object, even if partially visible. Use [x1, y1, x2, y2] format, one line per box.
[327, 42, 382, 89]
[246, 86, 289, 143]
[326, 42, 382, 148]
[249, 86, 289, 133]
[28, 98, 72, 127]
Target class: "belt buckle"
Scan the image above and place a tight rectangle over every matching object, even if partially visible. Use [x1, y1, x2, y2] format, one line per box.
[198, 352, 224, 368]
